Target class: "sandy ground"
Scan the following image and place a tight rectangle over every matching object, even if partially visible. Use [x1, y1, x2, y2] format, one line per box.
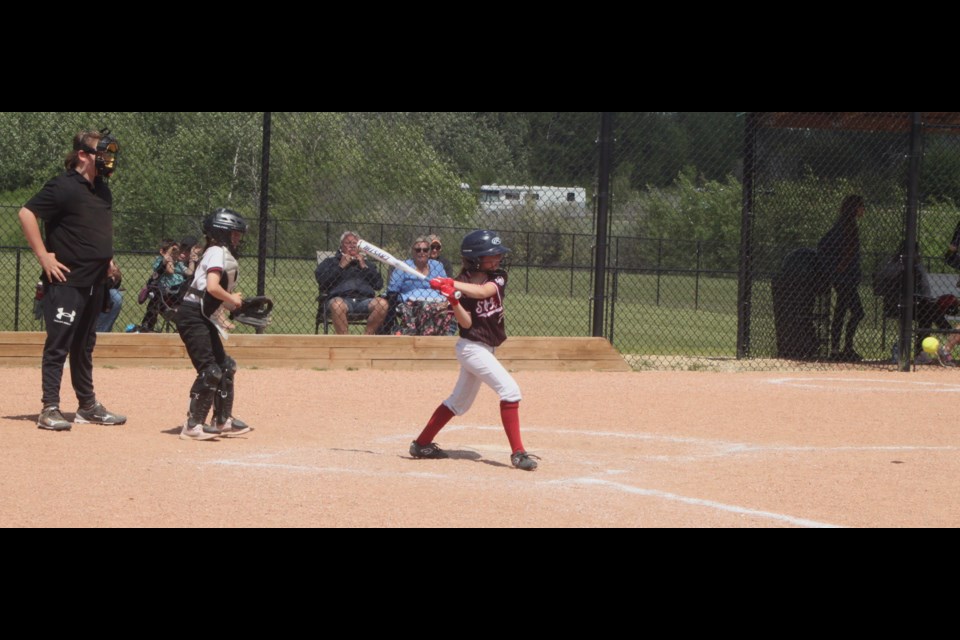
[2, 365, 960, 528]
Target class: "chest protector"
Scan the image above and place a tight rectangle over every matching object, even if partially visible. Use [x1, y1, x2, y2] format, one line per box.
[201, 248, 239, 319]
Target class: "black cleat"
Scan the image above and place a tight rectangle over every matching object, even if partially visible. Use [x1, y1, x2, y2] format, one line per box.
[409, 441, 448, 459]
[510, 451, 540, 471]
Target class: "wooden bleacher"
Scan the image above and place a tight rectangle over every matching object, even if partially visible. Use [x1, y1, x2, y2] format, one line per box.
[0, 332, 630, 372]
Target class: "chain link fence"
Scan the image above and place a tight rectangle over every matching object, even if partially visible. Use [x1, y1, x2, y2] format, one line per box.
[742, 113, 960, 371]
[1, 112, 957, 371]
[747, 114, 911, 367]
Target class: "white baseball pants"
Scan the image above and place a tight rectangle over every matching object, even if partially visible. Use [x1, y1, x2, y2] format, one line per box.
[444, 338, 522, 416]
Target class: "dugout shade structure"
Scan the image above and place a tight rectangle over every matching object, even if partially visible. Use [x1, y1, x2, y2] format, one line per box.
[740, 112, 960, 370]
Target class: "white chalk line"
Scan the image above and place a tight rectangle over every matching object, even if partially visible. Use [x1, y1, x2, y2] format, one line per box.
[209, 421, 944, 528]
[381, 425, 960, 457]
[553, 478, 843, 529]
[211, 459, 451, 480]
[768, 377, 960, 393]
[209, 456, 842, 528]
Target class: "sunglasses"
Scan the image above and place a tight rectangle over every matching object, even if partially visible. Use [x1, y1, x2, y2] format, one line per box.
[413, 247, 430, 253]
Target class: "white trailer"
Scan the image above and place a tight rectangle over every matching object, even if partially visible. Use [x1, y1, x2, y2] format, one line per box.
[479, 185, 588, 215]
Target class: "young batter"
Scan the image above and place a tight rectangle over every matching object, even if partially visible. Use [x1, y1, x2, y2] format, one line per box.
[410, 230, 538, 471]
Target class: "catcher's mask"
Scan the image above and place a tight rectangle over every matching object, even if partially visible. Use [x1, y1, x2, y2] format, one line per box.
[460, 229, 510, 271]
[78, 128, 119, 178]
[203, 208, 248, 254]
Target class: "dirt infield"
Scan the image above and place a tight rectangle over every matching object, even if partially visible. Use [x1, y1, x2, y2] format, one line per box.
[3, 365, 960, 528]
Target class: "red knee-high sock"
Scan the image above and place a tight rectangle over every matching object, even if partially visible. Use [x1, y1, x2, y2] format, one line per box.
[416, 403, 455, 446]
[500, 401, 525, 454]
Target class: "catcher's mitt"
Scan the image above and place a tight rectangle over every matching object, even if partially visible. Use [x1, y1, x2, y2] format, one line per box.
[230, 296, 274, 328]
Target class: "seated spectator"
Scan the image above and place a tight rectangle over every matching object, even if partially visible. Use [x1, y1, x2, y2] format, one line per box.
[138, 239, 188, 332]
[427, 233, 453, 278]
[96, 259, 123, 332]
[179, 235, 202, 281]
[877, 242, 960, 362]
[387, 237, 456, 336]
[914, 257, 960, 363]
[315, 231, 389, 335]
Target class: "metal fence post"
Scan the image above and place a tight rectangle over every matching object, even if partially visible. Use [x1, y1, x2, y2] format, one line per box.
[899, 112, 922, 372]
[656, 238, 662, 306]
[14, 249, 21, 331]
[525, 231, 531, 294]
[737, 112, 759, 359]
[593, 112, 613, 338]
[609, 268, 619, 345]
[570, 234, 576, 297]
[257, 111, 271, 302]
[695, 240, 702, 311]
[272, 217, 279, 276]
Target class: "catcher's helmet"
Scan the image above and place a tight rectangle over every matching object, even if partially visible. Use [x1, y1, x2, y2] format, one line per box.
[203, 208, 248, 253]
[460, 230, 510, 269]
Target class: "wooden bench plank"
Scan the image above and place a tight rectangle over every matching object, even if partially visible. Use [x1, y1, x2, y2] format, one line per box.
[0, 333, 629, 371]
[0, 334, 45, 346]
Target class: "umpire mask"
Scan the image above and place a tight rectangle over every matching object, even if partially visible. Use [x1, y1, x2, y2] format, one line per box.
[81, 128, 119, 179]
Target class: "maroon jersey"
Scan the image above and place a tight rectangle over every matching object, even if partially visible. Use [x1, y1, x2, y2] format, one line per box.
[458, 270, 508, 347]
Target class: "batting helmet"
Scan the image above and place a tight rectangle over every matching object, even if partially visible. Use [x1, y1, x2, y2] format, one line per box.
[203, 208, 248, 253]
[460, 230, 509, 269]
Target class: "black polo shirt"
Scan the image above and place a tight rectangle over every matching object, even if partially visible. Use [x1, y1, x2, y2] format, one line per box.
[25, 170, 113, 288]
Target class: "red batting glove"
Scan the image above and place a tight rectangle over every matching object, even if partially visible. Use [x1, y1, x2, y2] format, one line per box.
[430, 277, 454, 292]
[441, 284, 460, 306]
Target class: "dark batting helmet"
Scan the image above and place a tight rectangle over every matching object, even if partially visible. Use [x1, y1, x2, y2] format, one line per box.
[460, 230, 509, 269]
[203, 208, 248, 253]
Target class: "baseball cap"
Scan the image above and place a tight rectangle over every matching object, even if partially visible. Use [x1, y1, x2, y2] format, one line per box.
[427, 234, 442, 248]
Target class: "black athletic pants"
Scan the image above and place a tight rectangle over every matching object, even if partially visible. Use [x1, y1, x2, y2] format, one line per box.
[41, 284, 104, 408]
[176, 303, 227, 373]
[829, 281, 865, 353]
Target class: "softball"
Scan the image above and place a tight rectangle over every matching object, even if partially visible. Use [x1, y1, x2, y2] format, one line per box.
[922, 337, 940, 355]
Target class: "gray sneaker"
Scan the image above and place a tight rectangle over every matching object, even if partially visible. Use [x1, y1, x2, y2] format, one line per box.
[510, 451, 540, 471]
[75, 402, 127, 426]
[179, 419, 219, 441]
[216, 417, 252, 437]
[37, 406, 71, 432]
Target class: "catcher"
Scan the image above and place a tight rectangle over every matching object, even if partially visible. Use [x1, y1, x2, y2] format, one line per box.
[175, 208, 264, 440]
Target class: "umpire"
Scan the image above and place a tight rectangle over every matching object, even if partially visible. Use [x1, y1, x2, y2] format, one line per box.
[17, 129, 127, 431]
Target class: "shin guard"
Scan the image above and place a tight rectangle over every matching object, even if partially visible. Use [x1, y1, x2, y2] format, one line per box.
[214, 357, 237, 425]
[188, 364, 222, 424]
